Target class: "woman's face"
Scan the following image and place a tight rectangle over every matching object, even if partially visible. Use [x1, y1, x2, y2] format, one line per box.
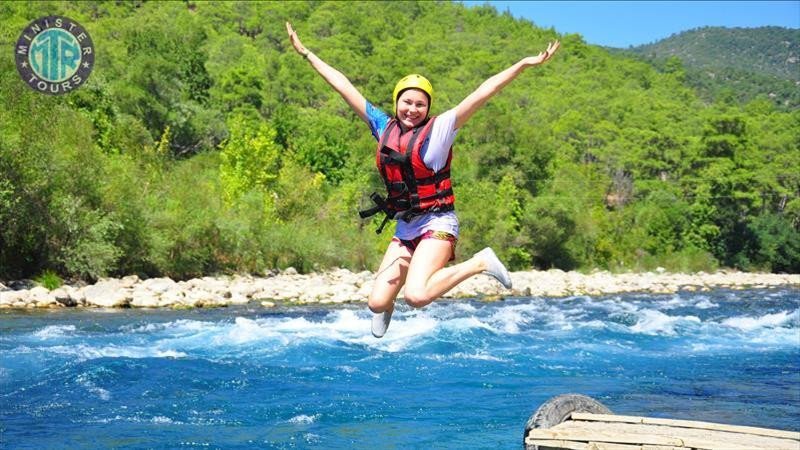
[396, 89, 429, 128]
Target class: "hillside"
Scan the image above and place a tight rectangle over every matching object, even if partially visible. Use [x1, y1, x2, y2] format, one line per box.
[619, 26, 800, 109]
[1, 2, 798, 282]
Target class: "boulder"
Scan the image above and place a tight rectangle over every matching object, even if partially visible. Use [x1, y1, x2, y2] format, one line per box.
[120, 275, 141, 288]
[0, 290, 27, 306]
[27, 287, 55, 307]
[130, 289, 160, 308]
[159, 289, 185, 307]
[141, 277, 177, 294]
[68, 287, 86, 306]
[50, 287, 77, 307]
[8, 280, 34, 290]
[83, 280, 131, 307]
[229, 293, 250, 305]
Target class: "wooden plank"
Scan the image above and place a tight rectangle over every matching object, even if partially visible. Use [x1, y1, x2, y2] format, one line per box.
[526, 439, 685, 450]
[523, 439, 588, 450]
[527, 429, 686, 447]
[547, 419, 796, 450]
[570, 413, 800, 441]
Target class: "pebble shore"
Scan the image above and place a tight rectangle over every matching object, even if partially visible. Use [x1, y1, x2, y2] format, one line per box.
[1, 268, 798, 310]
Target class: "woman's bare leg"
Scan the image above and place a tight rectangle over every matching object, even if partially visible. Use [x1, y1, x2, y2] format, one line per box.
[367, 240, 413, 314]
[402, 239, 486, 309]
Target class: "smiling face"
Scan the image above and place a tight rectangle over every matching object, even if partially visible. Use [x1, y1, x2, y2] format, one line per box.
[396, 88, 430, 129]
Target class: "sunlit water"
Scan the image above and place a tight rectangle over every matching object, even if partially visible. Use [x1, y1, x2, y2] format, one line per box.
[1, 288, 798, 449]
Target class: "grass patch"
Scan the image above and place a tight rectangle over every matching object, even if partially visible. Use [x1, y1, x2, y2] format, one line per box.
[35, 270, 63, 290]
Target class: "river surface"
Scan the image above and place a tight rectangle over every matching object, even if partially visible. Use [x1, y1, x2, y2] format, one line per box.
[1, 288, 798, 449]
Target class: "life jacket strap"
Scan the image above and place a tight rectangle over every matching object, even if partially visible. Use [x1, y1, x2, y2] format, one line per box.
[418, 187, 454, 203]
[358, 192, 387, 219]
[375, 214, 392, 234]
[358, 192, 398, 234]
[414, 169, 450, 186]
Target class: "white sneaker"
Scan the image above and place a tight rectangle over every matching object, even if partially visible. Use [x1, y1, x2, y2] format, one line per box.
[371, 309, 393, 338]
[475, 247, 513, 289]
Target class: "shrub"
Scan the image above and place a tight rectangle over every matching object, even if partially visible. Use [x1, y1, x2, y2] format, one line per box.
[35, 270, 62, 290]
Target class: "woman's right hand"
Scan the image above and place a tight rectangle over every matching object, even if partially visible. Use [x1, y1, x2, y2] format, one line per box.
[286, 22, 309, 57]
[284, 21, 369, 124]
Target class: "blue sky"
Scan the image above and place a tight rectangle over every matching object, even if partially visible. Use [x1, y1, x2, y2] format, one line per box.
[462, 1, 800, 48]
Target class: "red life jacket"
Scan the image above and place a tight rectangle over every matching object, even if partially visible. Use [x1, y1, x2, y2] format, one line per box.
[359, 116, 455, 233]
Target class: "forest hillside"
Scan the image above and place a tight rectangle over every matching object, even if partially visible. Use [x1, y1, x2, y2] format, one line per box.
[1, 1, 798, 283]
[619, 26, 800, 109]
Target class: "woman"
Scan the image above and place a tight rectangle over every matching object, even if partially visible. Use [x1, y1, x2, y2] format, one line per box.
[286, 22, 559, 338]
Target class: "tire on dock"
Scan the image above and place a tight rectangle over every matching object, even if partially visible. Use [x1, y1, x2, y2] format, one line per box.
[524, 394, 611, 449]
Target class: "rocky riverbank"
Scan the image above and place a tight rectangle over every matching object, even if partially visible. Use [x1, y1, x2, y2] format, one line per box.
[1, 268, 798, 310]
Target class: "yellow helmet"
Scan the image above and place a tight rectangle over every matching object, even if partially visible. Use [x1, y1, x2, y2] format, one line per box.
[392, 74, 433, 114]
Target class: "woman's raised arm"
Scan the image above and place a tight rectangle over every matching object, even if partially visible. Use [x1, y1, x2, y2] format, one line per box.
[286, 22, 369, 124]
[453, 40, 560, 130]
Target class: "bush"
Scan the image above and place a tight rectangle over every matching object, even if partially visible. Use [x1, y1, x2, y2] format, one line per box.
[748, 213, 800, 272]
[35, 270, 62, 290]
[52, 195, 122, 281]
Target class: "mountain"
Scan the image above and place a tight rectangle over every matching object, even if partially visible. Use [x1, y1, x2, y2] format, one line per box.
[1, 2, 798, 279]
[617, 26, 800, 109]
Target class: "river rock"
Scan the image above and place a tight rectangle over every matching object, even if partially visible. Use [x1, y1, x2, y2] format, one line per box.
[141, 277, 177, 294]
[51, 287, 77, 307]
[28, 287, 55, 306]
[229, 293, 250, 305]
[160, 289, 185, 306]
[230, 277, 258, 298]
[84, 280, 131, 307]
[7, 280, 34, 290]
[131, 288, 160, 308]
[120, 275, 140, 288]
[0, 290, 27, 307]
[68, 286, 86, 306]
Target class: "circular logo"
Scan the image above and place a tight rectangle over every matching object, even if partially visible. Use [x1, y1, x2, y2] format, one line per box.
[15, 15, 95, 95]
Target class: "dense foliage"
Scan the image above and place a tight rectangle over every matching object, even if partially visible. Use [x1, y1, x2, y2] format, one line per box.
[1, 1, 798, 282]
[618, 26, 800, 110]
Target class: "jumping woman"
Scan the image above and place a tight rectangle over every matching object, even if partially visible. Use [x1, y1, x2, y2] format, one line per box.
[286, 22, 560, 337]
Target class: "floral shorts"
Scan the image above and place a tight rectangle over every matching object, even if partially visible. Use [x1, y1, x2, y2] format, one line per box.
[392, 230, 458, 262]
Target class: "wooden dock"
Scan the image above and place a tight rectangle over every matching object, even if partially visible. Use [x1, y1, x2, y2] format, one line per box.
[525, 413, 800, 450]
[525, 412, 800, 450]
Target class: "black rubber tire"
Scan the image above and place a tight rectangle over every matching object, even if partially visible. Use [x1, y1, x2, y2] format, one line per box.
[524, 394, 612, 449]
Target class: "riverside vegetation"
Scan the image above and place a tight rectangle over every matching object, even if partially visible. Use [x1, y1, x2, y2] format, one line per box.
[1, 1, 798, 287]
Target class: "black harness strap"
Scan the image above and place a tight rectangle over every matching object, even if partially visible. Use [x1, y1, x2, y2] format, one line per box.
[414, 169, 450, 186]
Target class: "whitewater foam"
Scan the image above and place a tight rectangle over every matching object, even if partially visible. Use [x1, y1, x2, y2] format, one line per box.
[33, 325, 77, 339]
[48, 344, 187, 360]
[721, 310, 799, 331]
[629, 309, 701, 336]
[427, 351, 508, 363]
[287, 414, 319, 425]
[695, 299, 719, 309]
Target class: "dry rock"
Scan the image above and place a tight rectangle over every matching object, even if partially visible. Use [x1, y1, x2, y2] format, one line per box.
[84, 280, 131, 307]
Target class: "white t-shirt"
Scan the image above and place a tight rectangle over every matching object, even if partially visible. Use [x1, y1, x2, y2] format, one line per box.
[366, 102, 460, 239]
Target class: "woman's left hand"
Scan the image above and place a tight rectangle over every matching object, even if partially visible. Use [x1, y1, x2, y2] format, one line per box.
[522, 40, 560, 67]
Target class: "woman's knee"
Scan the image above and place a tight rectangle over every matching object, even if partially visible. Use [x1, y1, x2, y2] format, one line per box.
[368, 292, 392, 312]
[402, 286, 434, 308]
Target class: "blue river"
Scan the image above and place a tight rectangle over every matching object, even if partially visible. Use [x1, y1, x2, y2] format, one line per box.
[1, 288, 798, 449]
